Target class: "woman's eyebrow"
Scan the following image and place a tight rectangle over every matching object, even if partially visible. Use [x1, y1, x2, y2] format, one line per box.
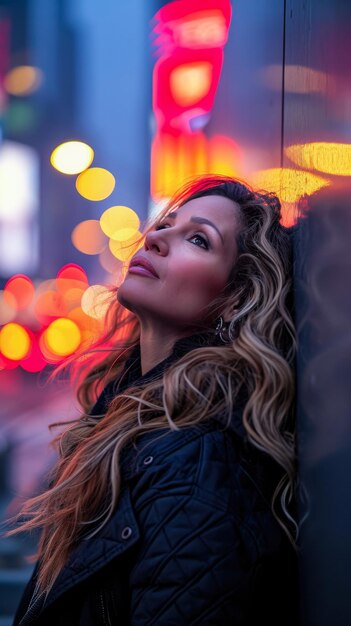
[166, 212, 224, 244]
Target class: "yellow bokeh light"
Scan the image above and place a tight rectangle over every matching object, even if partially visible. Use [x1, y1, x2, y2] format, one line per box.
[109, 231, 143, 262]
[50, 141, 94, 175]
[285, 142, 351, 176]
[81, 285, 111, 320]
[0, 323, 31, 360]
[4, 65, 43, 96]
[76, 167, 115, 201]
[250, 167, 330, 203]
[39, 333, 63, 364]
[100, 206, 140, 241]
[67, 307, 100, 347]
[44, 318, 81, 356]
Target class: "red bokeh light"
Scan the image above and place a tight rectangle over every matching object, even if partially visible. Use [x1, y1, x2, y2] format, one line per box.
[20, 334, 48, 373]
[56, 263, 88, 285]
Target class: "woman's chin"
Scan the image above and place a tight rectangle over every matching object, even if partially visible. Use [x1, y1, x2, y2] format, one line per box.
[116, 284, 132, 310]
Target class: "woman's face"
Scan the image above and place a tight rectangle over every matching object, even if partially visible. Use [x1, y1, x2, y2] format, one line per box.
[117, 194, 240, 330]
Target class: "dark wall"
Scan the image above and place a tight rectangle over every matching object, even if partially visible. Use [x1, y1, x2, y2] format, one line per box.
[284, 1, 351, 625]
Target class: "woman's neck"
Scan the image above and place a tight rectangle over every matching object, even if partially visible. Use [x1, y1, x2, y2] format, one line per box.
[138, 324, 195, 375]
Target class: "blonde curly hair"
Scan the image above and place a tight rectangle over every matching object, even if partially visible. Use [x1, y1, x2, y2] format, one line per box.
[7, 175, 297, 597]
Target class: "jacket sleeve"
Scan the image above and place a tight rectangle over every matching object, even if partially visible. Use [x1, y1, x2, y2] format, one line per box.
[128, 472, 259, 625]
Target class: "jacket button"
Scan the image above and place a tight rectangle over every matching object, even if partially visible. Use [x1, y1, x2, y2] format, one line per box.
[121, 526, 133, 540]
[143, 455, 154, 465]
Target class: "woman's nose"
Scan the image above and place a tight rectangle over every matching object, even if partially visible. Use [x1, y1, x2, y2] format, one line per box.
[144, 229, 169, 255]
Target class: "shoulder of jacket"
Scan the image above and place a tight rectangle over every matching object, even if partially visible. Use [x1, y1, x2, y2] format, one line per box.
[122, 421, 281, 523]
[120, 420, 238, 480]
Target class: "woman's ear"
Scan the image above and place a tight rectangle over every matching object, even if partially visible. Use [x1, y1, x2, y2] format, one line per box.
[214, 316, 231, 343]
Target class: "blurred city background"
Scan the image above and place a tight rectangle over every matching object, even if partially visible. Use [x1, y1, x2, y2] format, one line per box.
[0, 0, 351, 624]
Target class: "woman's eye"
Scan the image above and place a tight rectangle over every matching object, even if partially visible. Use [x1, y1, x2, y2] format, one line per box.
[154, 224, 209, 249]
[189, 234, 209, 249]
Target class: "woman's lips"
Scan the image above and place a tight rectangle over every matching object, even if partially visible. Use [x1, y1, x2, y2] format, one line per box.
[128, 255, 159, 278]
[127, 265, 159, 279]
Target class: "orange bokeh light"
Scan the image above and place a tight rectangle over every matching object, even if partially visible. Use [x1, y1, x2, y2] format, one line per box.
[208, 135, 241, 177]
[4, 275, 35, 310]
[151, 131, 206, 199]
[0, 290, 17, 324]
[67, 306, 101, 346]
[71, 219, 107, 255]
[61, 286, 86, 310]
[34, 290, 67, 324]
[151, 132, 241, 200]
[170, 62, 213, 106]
[4, 65, 43, 96]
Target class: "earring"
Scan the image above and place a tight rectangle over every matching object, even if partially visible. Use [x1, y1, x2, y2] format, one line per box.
[215, 316, 231, 343]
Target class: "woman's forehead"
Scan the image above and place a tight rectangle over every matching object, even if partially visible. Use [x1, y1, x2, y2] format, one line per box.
[174, 195, 240, 230]
[180, 194, 237, 212]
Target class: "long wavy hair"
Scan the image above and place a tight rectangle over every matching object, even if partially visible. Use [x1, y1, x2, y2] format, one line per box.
[7, 174, 297, 597]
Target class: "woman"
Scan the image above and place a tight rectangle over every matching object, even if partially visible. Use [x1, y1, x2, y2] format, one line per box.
[9, 175, 299, 625]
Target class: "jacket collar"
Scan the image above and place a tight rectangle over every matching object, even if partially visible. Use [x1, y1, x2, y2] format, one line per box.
[119, 330, 215, 387]
[89, 331, 217, 416]
[89, 330, 248, 441]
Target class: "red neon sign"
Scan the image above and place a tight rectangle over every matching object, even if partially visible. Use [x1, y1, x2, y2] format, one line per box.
[152, 0, 232, 134]
[151, 0, 233, 199]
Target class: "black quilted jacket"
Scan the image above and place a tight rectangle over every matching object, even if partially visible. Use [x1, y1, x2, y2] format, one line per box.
[13, 334, 299, 626]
